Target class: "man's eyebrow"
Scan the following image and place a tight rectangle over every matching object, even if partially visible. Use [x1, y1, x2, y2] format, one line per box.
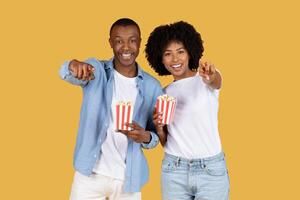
[112, 35, 139, 39]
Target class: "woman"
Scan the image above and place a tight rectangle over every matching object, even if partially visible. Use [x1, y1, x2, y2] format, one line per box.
[145, 21, 230, 200]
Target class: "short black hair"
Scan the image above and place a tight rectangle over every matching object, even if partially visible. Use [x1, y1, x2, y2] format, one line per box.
[145, 21, 204, 76]
[110, 18, 141, 36]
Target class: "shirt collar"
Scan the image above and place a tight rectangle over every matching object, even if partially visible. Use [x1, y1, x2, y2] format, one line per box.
[106, 57, 144, 80]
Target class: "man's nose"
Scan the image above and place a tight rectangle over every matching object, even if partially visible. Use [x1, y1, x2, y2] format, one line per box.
[122, 42, 129, 50]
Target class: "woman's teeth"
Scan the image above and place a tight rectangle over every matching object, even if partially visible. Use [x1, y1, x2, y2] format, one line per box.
[172, 64, 181, 68]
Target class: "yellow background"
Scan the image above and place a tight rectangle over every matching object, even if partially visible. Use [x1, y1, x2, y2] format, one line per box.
[1, 0, 299, 199]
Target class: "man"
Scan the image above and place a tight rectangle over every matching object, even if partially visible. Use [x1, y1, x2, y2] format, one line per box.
[59, 18, 163, 200]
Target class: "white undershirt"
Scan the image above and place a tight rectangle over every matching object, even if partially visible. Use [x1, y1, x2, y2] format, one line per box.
[93, 69, 138, 180]
[164, 73, 222, 159]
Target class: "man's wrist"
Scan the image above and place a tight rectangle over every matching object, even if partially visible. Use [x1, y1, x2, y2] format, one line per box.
[143, 131, 152, 144]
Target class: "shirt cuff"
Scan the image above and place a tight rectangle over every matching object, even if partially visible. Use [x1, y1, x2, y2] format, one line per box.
[59, 61, 72, 79]
[141, 131, 159, 149]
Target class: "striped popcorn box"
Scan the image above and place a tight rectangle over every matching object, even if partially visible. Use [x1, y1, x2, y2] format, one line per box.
[116, 101, 134, 131]
[156, 95, 176, 125]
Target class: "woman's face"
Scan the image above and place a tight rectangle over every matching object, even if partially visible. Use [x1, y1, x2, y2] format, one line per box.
[162, 41, 194, 80]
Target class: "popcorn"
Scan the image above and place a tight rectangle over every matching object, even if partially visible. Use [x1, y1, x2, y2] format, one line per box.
[115, 101, 133, 131]
[156, 95, 176, 124]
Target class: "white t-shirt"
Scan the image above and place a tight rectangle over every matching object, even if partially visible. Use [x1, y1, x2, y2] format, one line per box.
[93, 69, 138, 180]
[164, 73, 222, 159]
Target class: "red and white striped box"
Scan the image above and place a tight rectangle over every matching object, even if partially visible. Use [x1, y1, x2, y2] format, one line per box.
[115, 101, 133, 131]
[156, 95, 176, 125]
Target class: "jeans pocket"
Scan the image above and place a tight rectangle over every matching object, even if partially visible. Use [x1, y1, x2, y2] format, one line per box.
[205, 159, 228, 176]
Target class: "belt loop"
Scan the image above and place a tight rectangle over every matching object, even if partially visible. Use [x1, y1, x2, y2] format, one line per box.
[176, 157, 180, 167]
[201, 159, 206, 169]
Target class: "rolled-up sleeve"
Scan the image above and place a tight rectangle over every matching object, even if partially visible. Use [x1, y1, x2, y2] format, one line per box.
[141, 131, 159, 149]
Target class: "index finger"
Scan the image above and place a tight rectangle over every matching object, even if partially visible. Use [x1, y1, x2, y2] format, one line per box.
[204, 61, 211, 74]
[210, 64, 216, 74]
[200, 62, 207, 74]
[119, 130, 129, 135]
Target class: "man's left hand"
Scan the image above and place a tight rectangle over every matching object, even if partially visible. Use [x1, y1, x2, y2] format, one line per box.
[119, 122, 151, 143]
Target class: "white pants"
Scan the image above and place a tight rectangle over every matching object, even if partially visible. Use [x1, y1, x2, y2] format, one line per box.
[70, 171, 141, 200]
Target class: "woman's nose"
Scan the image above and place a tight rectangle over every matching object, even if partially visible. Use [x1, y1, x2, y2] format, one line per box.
[172, 55, 178, 62]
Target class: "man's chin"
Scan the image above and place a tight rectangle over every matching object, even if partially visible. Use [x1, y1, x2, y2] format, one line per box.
[120, 60, 136, 68]
[114, 56, 137, 68]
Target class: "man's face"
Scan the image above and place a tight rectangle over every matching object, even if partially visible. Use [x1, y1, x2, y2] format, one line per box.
[109, 25, 141, 69]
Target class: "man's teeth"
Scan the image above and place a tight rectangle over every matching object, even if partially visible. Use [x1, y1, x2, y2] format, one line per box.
[122, 53, 132, 58]
[172, 64, 181, 68]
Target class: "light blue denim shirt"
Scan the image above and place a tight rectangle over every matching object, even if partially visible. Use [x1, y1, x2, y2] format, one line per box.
[59, 58, 163, 192]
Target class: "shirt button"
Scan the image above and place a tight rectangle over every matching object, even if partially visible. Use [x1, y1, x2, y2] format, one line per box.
[94, 154, 97, 158]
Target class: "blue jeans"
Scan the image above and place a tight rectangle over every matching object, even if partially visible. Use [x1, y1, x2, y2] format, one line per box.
[161, 152, 230, 200]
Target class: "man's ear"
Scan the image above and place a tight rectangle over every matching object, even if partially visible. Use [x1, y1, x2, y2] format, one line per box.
[109, 38, 113, 48]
